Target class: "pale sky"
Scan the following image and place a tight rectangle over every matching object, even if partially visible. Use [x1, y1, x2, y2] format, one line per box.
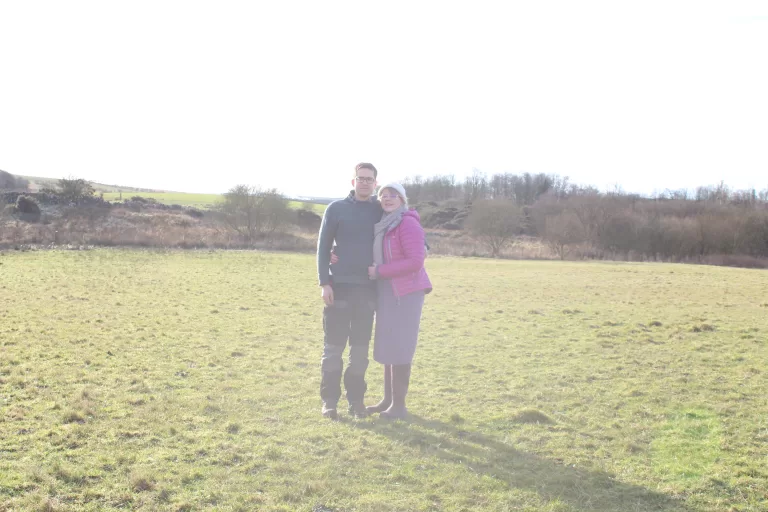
[1, 1, 766, 198]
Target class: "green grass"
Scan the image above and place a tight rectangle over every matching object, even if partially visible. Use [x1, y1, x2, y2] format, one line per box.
[100, 192, 224, 208]
[288, 201, 327, 214]
[19, 176, 329, 213]
[1, 252, 767, 511]
[99, 192, 327, 213]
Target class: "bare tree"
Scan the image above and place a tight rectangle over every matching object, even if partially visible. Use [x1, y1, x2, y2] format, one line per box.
[221, 185, 291, 242]
[569, 193, 612, 244]
[466, 199, 524, 257]
[543, 212, 584, 259]
[463, 169, 488, 204]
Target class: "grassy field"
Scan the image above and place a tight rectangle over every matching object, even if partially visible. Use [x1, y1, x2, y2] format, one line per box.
[100, 192, 224, 208]
[99, 192, 326, 214]
[287, 201, 327, 214]
[1, 251, 767, 511]
[17, 176, 330, 213]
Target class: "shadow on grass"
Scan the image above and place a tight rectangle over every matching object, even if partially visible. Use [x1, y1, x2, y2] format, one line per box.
[350, 414, 691, 512]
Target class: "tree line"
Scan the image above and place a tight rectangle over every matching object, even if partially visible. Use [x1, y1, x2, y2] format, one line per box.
[527, 192, 768, 262]
[442, 171, 768, 262]
[404, 169, 768, 206]
[4, 169, 767, 263]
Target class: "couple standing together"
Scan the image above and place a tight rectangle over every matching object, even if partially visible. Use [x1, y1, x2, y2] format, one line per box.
[316, 163, 432, 420]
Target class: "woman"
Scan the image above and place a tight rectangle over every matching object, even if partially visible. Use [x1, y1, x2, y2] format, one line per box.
[366, 183, 432, 419]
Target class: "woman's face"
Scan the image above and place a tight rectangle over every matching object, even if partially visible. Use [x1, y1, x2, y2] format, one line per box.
[380, 188, 403, 213]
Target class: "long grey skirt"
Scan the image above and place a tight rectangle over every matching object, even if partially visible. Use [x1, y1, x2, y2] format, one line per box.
[373, 279, 425, 365]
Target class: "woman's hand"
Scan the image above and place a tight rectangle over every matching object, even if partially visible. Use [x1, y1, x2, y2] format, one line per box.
[368, 264, 377, 280]
[321, 285, 334, 306]
[330, 251, 339, 265]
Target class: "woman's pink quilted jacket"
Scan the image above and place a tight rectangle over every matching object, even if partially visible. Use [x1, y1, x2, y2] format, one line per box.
[377, 209, 433, 298]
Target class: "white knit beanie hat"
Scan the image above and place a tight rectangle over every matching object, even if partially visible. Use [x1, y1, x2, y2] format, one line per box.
[378, 182, 408, 204]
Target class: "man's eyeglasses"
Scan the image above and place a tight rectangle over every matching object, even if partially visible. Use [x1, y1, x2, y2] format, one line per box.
[355, 176, 375, 184]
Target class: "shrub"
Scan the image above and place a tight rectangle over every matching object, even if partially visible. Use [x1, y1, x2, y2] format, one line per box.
[186, 208, 204, 219]
[221, 185, 292, 242]
[542, 212, 584, 259]
[15, 195, 41, 222]
[700, 254, 768, 269]
[57, 177, 95, 204]
[16, 195, 40, 214]
[131, 196, 159, 204]
[295, 209, 321, 232]
[466, 199, 524, 257]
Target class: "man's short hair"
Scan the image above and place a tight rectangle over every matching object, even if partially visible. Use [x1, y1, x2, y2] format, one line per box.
[354, 163, 378, 179]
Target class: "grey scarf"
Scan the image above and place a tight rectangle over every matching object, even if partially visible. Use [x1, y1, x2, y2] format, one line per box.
[373, 205, 408, 266]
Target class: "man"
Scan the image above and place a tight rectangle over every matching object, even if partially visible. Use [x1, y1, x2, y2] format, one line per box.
[317, 163, 383, 419]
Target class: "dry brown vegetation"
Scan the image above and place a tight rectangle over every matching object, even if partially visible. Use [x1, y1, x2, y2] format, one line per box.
[528, 194, 768, 267]
[3, 169, 768, 269]
[0, 201, 317, 252]
[406, 172, 768, 268]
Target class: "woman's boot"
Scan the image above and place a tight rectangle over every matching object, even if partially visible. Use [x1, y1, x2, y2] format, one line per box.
[366, 365, 392, 414]
[380, 364, 410, 419]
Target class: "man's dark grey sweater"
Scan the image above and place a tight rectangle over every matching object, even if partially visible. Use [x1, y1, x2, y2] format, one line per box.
[317, 191, 383, 286]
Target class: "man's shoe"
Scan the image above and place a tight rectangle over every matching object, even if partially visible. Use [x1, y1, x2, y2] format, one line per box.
[321, 402, 338, 420]
[347, 400, 368, 419]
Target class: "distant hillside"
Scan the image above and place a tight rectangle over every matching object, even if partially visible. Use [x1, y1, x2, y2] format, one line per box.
[291, 196, 339, 205]
[19, 175, 169, 194]
[14, 174, 330, 212]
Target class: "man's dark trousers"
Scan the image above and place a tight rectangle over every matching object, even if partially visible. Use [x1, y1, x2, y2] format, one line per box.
[320, 283, 376, 406]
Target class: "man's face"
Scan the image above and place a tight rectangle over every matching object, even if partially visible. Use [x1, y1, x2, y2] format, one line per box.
[352, 168, 377, 198]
